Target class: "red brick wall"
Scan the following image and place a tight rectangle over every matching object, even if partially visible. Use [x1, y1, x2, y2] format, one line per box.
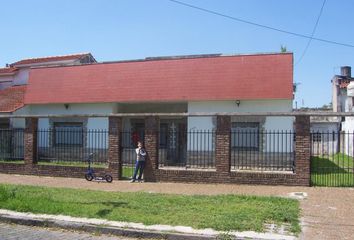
[0, 116, 311, 186]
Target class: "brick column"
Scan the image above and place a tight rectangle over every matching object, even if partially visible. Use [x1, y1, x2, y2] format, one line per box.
[295, 115, 311, 186]
[108, 117, 122, 179]
[144, 116, 159, 182]
[24, 117, 38, 166]
[215, 115, 231, 174]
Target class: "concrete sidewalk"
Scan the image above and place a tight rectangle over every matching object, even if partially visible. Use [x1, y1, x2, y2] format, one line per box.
[0, 174, 353, 239]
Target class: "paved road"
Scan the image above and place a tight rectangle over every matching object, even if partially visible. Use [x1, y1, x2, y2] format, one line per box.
[0, 222, 134, 240]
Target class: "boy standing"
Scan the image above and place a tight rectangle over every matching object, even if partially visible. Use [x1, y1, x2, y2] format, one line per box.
[130, 141, 147, 183]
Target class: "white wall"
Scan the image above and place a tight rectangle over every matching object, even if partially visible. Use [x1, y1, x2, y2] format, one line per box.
[28, 103, 115, 148]
[188, 100, 293, 131]
[187, 100, 293, 151]
[13, 68, 30, 85]
[311, 123, 340, 155]
[342, 118, 354, 157]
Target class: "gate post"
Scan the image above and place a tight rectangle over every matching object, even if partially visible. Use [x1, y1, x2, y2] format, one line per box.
[216, 115, 231, 175]
[108, 116, 122, 179]
[144, 116, 159, 182]
[295, 115, 311, 186]
[24, 117, 38, 167]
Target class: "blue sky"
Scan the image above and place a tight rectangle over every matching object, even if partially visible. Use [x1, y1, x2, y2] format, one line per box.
[0, 0, 353, 108]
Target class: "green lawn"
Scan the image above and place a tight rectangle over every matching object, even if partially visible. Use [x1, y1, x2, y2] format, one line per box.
[0, 184, 300, 234]
[37, 161, 108, 168]
[311, 153, 354, 187]
[0, 159, 24, 164]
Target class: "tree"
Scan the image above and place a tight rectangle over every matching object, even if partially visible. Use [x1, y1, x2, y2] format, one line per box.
[280, 45, 287, 53]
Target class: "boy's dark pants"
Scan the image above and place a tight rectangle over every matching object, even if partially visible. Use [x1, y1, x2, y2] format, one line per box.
[132, 160, 145, 180]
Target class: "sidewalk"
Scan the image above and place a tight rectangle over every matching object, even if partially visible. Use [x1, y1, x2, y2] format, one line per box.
[0, 174, 353, 239]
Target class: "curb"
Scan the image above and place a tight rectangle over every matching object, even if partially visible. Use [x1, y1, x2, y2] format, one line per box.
[0, 210, 296, 240]
[0, 214, 228, 240]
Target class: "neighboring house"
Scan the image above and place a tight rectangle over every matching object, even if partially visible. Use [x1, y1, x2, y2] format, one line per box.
[0, 53, 96, 128]
[310, 114, 341, 155]
[332, 66, 354, 156]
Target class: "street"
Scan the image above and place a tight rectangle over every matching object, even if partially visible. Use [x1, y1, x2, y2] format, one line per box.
[0, 222, 134, 240]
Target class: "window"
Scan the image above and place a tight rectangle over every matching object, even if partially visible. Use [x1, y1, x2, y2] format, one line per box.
[0, 119, 10, 129]
[231, 122, 259, 149]
[54, 122, 83, 146]
[159, 123, 168, 148]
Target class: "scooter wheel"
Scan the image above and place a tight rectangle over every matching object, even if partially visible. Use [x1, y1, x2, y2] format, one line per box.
[85, 174, 93, 181]
[105, 174, 113, 183]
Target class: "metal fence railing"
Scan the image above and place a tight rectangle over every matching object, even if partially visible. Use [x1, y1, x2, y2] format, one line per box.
[231, 130, 295, 172]
[311, 131, 354, 187]
[0, 128, 24, 161]
[37, 128, 108, 165]
[159, 130, 216, 169]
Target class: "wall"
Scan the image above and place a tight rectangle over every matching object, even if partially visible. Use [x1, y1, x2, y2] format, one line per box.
[0, 75, 14, 90]
[342, 117, 354, 157]
[26, 103, 115, 149]
[187, 100, 294, 151]
[13, 68, 30, 85]
[311, 122, 340, 155]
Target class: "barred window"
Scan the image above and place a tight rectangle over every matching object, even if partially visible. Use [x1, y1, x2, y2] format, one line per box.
[54, 122, 83, 146]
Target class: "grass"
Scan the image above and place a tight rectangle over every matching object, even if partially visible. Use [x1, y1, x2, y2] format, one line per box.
[0, 159, 24, 164]
[311, 153, 354, 187]
[37, 161, 108, 168]
[0, 184, 301, 234]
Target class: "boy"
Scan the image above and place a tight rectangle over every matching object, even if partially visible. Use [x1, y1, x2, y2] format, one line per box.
[130, 141, 147, 183]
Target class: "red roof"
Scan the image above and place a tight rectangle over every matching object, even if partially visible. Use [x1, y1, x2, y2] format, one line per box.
[11, 53, 93, 66]
[0, 67, 18, 75]
[0, 85, 26, 112]
[25, 53, 293, 104]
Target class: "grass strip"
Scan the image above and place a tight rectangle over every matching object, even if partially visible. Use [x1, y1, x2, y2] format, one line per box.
[0, 184, 300, 234]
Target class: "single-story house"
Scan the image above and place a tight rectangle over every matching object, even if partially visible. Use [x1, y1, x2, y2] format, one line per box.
[3, 52, 295, 168]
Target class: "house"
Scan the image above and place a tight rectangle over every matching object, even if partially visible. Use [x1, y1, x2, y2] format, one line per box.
[331, 66, 354, 156]
[0, 53, 96, 128]
[0, 52, 294, 169]
[18, 52, 294, 168]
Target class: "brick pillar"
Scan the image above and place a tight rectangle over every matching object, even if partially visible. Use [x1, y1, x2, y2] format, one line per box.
[215, 116, 231, 174]
[108, 117, 122, 179]
[24, 117, 38, 166]
[144, 116, 159, 182]
[295, 115, 311, 186]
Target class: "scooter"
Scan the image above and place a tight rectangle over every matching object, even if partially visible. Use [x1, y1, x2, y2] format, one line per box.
[85, 153, 113, 183]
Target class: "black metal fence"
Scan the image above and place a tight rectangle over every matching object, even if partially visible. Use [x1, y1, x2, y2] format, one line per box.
[311, 131, 354, 187]
[231, 130, 295, 171]
[0, 129, 24, 160]
[37, 128, 108, 165]
[159, 130, 215, 169]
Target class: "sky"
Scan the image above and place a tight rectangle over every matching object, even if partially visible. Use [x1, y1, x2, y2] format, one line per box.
[0, 0, 353, 108]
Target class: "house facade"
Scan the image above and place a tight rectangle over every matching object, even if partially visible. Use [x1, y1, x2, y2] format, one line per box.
[0, 52, 295, 170]
[332, 66, 354, 156]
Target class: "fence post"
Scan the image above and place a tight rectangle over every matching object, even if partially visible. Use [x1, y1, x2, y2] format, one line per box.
[144, 116, 159, 182]
[216, 115, 231, 175]
[108, 116, 122, 179]
[295, 115, 311, 186]
[24, 117, 38, 166]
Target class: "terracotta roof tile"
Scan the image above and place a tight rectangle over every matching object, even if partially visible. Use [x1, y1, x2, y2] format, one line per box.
[11, 53, 92, 66]
[25, 53, 293, 104]
[0, 85, 26, 112]
[0, 67, 18, 75]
